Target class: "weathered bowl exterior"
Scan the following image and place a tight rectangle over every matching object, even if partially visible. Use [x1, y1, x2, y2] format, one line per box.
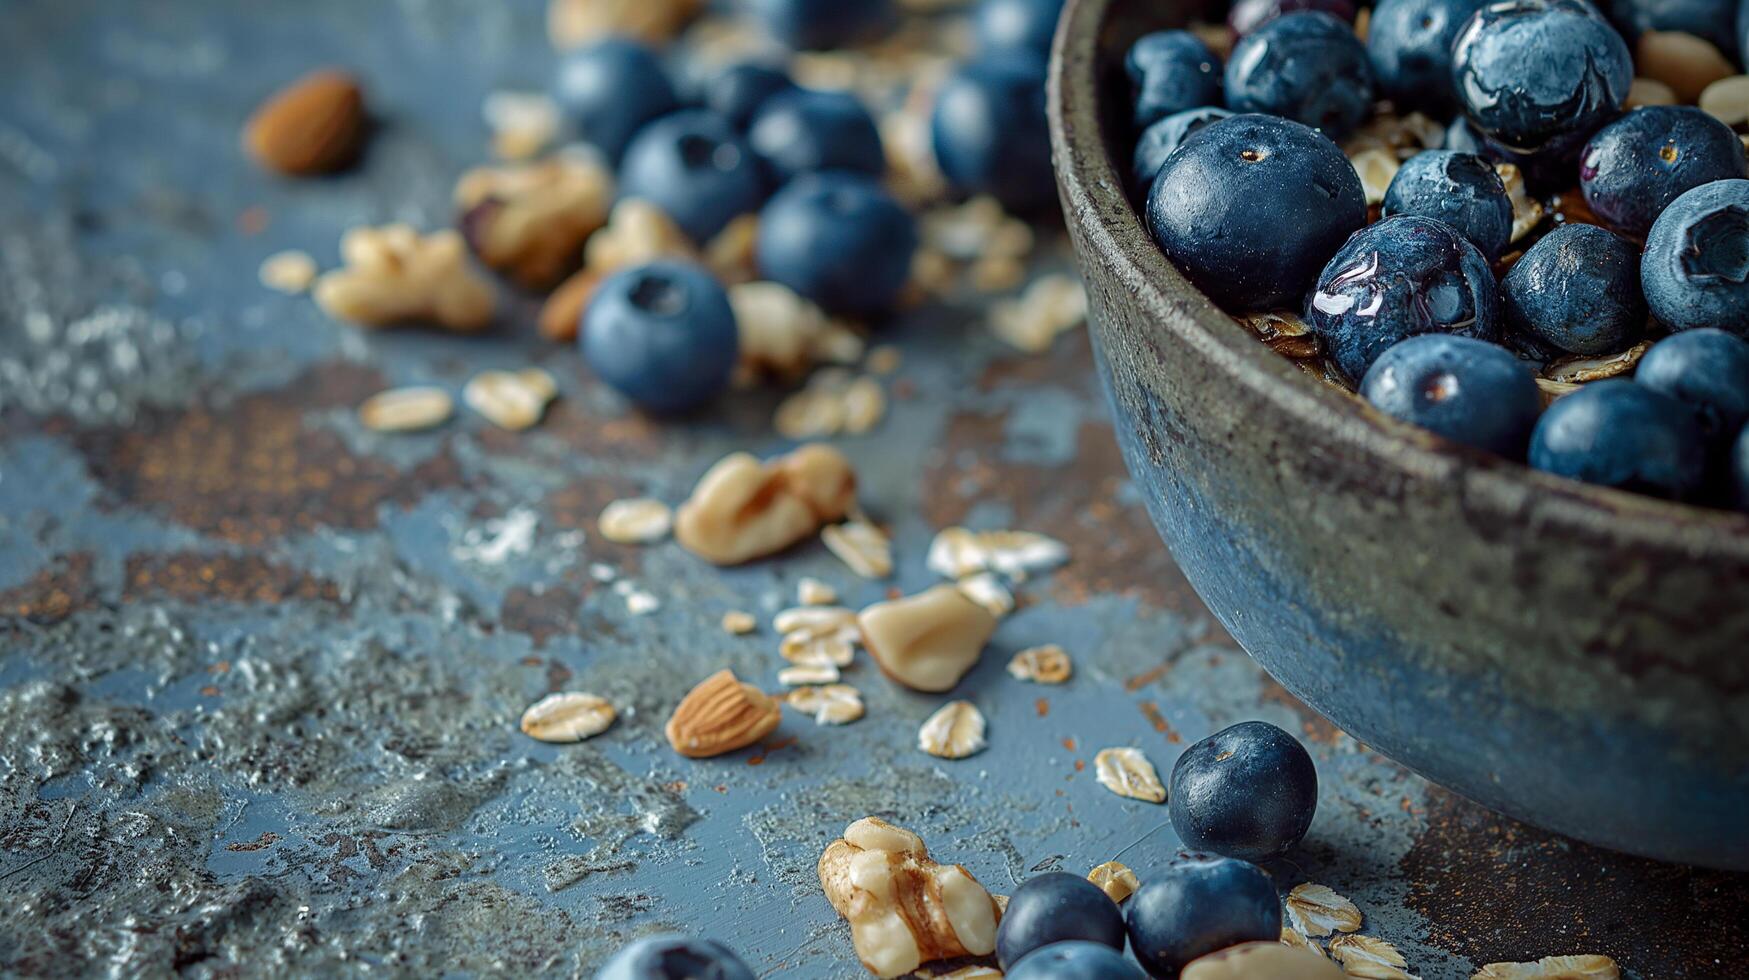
[1050, 0, 1749, 868]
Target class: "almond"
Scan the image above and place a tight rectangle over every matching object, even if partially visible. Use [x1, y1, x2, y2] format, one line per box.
[664, 668, 783, 758]
[244, 69, 366, 176]
[540, 267, 601, 342]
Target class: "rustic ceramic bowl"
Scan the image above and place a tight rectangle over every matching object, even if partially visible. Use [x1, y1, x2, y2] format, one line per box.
[1049, 0, 1749, 868]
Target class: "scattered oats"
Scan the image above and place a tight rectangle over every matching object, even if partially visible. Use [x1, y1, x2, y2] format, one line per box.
[924, 968, 1003, 980]
[797, 577, 838, 606]
[623, 589, 660, 616]
[1626, 76, 1679, 108]
[990, 274, 1088, 352]
[357, 385, 454, 432]
[908, 247, 958, 298]
[1496, 164, 1545, 244]
[520, 692, 616, 742]
[464, 369, 555, 430]
[1342, 110, 1443, 160]
[956, 571, 1014, 619]
[774, 606, 858, 634]
[585, 198, 697, 273]
[823, 520, 893, 579]
[729, 280, 833, 381]
[1238, 310, 1321, 359]
[1329, 935, 1418, 980]
[780, 629, 857, 668]
[598, 497, 674, 545]
[1087, 860, 1140, 903]
[971, 255, 1026, 293]
[1535, 377, 1582, 407]
[1007, 644, 1072, 684]
[1350, 148, 1400, 206]
[774, 371, 886, 438]
[258, 249, 319, 294]
[588, 562, 618, 583]
[787, 683, 865, 725]
[1544, 341, 1649, 383]
[1471, 955, 1620, 979]
[1282, 927, 1325, 956]
[778, 663, 842, 686]
[482, 90, 560, 160]
[1286, 883, 1364, 937]
[841, 376, 887, 434]
[721, 610, 757, 635]
[517, 366, 558, 403]
[813, 321, 869, 366]
[866, 345, 902, 375]
[928, 527, 1071, 582]
[1094, 747, 1167, 803]
[923, 196, 1025, 260]
[919, 700, 987, 759]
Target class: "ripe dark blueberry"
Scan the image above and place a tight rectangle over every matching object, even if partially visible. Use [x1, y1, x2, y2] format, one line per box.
[1126, 30, 1224, 131]
[1451, 0, 1632, 156]
[1125, 854, 1282, 978]
[995, 872, 1127, 970]
[1224, 12, 1375, 139]
[1530, 379, 1711, 499]
[749, 88, 885, 183]
[553, 39, 679, 166]
[1381, 150, 1513, 260]
[1306, 214, 1502, 384]
[1580, 106, 1748, 239]
[973, 0, 1067, 57]
[1147, 114, 1366, 312]
[1636, 328, 1749, 444]
[595, 934, 755, 980]
[700, 62, 796, 130]
[1228, 0, 1358, 36]
[1503, 224, 1645, 355]
[1642, 179, 1749, 337]
[1007, 941, 1146, 979]
[1365, 0, 1489, 115]
[1732, 423, 1749, 509]
[1361, 335, 1542, 458]
[618, 110, 768, 244]
[1608, 0, 1739, 56]
[582, 260, 739, 415]
[1741, 0, 1749, 63]
[1132, 107, 1233, 193]
[757, 172, 918, 316]
[930, 54, 1056, 212]
[1168, 720, 1318, 862]
[744, 0, 893, 50]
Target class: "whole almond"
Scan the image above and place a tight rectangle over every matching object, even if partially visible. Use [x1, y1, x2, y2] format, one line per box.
[245, 69, 366, 176]
[665, 668, 783, 758]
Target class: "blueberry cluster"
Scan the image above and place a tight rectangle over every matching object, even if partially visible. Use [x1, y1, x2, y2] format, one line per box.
[1128, 0, 1749, 509]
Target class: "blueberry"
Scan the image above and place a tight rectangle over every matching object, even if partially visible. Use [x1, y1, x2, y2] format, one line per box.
[700, 62, 796, 130]
[594, 934, 754, 980]
[1580, 106, 1748, 239]
[553, 39, 680, 166]
[1502, 223, 1645, 356]
[1361, 335, 1541, 457]
[1636, 328, 1749, 443]
[743, 0, 893, 50]
[1642, 179, 1749, 337]
[1126, 31, 1224, 131]
[582, 261, 739, 414]
[619, 110, 768, 244]
[748, 88, 884, 183]
[995, 872, 1127, 970]
[1365, 0, 1489, 115]
[974, 0, 1066, 57]
[1125, 854, 1282, 978]
[1451, 0, 1632, 156]
[931, 54, 1056, 212]
[1733, 422, 1749, 509]
[1529, 379, 1711, 499]
[1609, 0, 1739, 57]
[1147, 114, 1366, 312]
[1307, 214, 1502, 384]
[1225, 12, 1375, 139]
[756, 172, 917, 316]
[1007, 941, 1146, 979]
[1381, 150, 1513, 260]
[1168, 720, 1318, 862]
[1132, 107, 1234, 193]
[1228, 0, 1359, 36]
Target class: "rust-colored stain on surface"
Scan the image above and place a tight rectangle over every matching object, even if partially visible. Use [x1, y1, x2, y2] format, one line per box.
[747, 736, 798, 766]
[1137, 700, 1181, 743]
[500, 584, 586, 649]
[123, 552, 342, 604]
[1124, 662, 1172, 691]
[1035, 698, 1050, 717]
[0, 553, 97, 625]
[225, 831, 282, 852]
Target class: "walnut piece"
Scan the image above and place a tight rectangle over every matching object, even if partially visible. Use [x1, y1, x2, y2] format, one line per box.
[664, 668, 782, 758]
[455, 154, 613, 289]
[313, 224, 495, 332]
[674, 445, 858, 565]
[859, 584, 996, 692]
[818, 817, 1001, 978]
[585, 198, 697, 273]
[1183, 941, 1346, 980]
[1087, 861, 1139, 903]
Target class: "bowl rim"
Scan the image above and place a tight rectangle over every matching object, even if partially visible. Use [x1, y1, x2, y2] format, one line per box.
[1047, 0, 1749, 559]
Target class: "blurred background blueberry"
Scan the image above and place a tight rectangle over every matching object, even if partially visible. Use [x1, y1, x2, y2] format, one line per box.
[931, 53, 1057, 212]
[1227, 0, 1359, 36]
[757, 172, 917, 316]
[582, 261, 740, 415]
[699, 61, 796, 131]
[1580, 106, 1747, 239]
[595, 934, 754, 980]
[618, 110, 768, 244]
[1530, 380, 1711, 500]
[1733, 423, 1749, 509]
[1224, 11, 1375, 139]
[1131, 106, 1233, 193]
[743, 0, 894, 49]
[1362, 334, 1543, 459]
[1125, 854, 1282, 978]
[1641, 179, 1749, 336]
[1381, 150, 1513, 260]
[1365, 0, 1489, 115]
[1503, 224, 1646, 355]
[1125, 30, 1223, 131]
[553, 39, 679, 166]
[1608, 0, 1740, 59]
[974, 0, 1067, 57]
[748, 88, 885, 183]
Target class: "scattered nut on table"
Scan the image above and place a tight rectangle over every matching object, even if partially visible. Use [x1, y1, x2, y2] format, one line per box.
[786, 683, 864, 724]
[818, 817, 1001, 978]
[674, 444, 857, 565]
[598, 497, 674, 545]
[859, 584, 996, 692]
[1182, 941, 1346, 980]
[585, 198, 697, 273]
[546, 0, 703, 48]
[1094, 746, 1167, 803]
[918, 700, 987, 759]
[664, 668, 783, 759]
[313, 224, 495, 332]
[463, 368, 557, 431]
[519, 692, 616, 742]
[1087, 860, 1140, 903]
[455, 154, 613, 289]
[537, 266, 602, 342]
[243, 68, 366, 176]
[357, 385, 453, 433]
[1285, 882, 1363, 937]
[1007, 644, 1072, 684]
[1470, 954, 1620, 979]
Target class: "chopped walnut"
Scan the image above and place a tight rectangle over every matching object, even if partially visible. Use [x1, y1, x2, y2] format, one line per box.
[585, 198, 698, 273]
[674, 445, 858, 565]
[1087, 861, 1140, 903]
[313, 224, 495, 332]
[455, 153, 613, 289]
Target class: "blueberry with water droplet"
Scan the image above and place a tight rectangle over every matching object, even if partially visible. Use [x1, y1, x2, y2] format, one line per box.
[1224, 12, 1375, 139]
[1580, 106, 1747, 239]
[1362, 334, 1542, 458]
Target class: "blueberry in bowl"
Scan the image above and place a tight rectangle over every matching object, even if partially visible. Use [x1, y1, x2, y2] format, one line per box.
[1125, 854, 1281, 977]
[1734, 423, 1749, 509]
[1380, 149, 1513, 260]
[618, 110, 769, 244]
[1361, 334, 1542, 459]
[974, 0, 1068, 57]
[1364, 0, 1489, 116]
[1125, 29, 1223, 131]
[1530, 379, 1711, 501]
[581, 260, 739, 415]
[1502, 223, 1646, 356]
[1223, 11, 1375, 139]
[1635, 328, 1749, 445]
[931, 52, 1058, 212]
[995, 871, 1126, 969]
[1131, 106, 1232, 194]
[1168, 720, 1319, 862]
[748, 88, 885, 183]
[1580, 105, 1748, 239]
[743, 0, 894, 50]
[1641, 178, 1749, 336]
[1227, 0, 1358, 37]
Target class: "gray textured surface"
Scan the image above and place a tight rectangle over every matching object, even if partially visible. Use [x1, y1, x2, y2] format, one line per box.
[0, 2, 1743, 977]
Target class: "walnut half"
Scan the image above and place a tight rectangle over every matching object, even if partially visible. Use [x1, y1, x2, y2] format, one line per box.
[313, 224, 495, 332]
[674, 445, 857, 565]
[819, 818, 1001, 978]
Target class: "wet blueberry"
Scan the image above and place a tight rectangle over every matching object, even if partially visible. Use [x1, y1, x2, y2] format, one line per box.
[1224, 12, 1375, 139]
[700, 62, 796, 130]
[595, 934, 755, 980]
[1642, 179, 1749, 337]
[1733, 423, 1749, 509]
[1503, 223, 1645, 355]
[1451, 0, 1632, 156]
[1147, 114, 1366, 312]
[996, 872, 1127, 970]
[1168, 720, 1318, 863]
[1636, 328, 1749, 444]
[619, 110, 769, 244]
[1125, 853, 1282, 978]
[1381, 150, 1513, 260]
[1609, 0, 1739, 56]
[1365, 0, 1489, 115]
[931, 53, 1057, 212]
[1580, 106, 1747, 239]
[744, 0, 893, 49]
[757, 172, 917, 316]
[1306, 214, 1502, 384]
[748, 88, 885, 183]
[1126, 30, 1224, 131]
[582, 260, 739, 415]
[1132, 106, 1233, 194]
[1228, 0, 1358, 36]
[553, 39, 680, 166]
[1361, 335, 1542, 458]
[1530, 380, 1711, 499]
[1007, 941, 1146, 979]
[974, 0, 1066, 57]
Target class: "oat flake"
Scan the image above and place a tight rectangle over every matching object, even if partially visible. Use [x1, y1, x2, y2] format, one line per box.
[357, 386, 454, 432]
[918, 700, 986, 759]
[721, 610, 757, 635]
[598, 497, 674, 545]
[519, 692, 616, 742]
[822, 520, 893, 579]
[1087, 860, 1140, 903]
[1329, 934, 1418, 980]
[1286, 882, 1364, 937]
[1007, 644, 1072, 684]
[1471, 955, 1620, 980]
[787, 683, 864, 725]
[1094, 747, 1166, 803]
